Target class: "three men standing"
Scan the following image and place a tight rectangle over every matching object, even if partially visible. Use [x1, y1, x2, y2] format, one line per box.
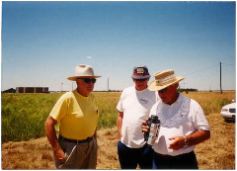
[45, 65, 210, 169]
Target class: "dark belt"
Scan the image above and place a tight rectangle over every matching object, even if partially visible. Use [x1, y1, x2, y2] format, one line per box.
[59, 135, 94, 144]
[154, 151, 195, 159]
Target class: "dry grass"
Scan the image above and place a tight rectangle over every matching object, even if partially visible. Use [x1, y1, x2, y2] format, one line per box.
[2, 137, 55, 169]
[196, 112, 235, 169]
[186, 91, 235, 169]
[1, 129, 121, 169]
[97, 127, 120, 169]
[2, 121, 235, 169]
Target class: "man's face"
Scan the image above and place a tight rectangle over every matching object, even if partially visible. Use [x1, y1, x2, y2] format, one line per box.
[76, 78, 96, 96]
[158, 84, 178, 105]
[133, 78, 148, 91]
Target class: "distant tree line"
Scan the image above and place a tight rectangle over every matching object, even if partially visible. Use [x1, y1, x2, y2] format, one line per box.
[2, 88, 16, 93]
[3, 88, 198, 93]
[179, 88, 198, 93]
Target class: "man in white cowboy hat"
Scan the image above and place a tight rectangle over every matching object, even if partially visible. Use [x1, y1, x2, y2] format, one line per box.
[45, 64, 101, 169]
[116, 66, 157, 169]
[142, 69, 210, 169]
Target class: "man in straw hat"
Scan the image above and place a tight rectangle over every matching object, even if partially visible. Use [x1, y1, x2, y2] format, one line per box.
[142, 69, 210, 169]
[116, 66, 157, 169]
[45, 64, 101, 169]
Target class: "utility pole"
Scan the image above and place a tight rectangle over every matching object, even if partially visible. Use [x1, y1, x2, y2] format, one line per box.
[107, 77, 110, 91]
[220, 62, 223, 94]
[61, 82, 64, 92]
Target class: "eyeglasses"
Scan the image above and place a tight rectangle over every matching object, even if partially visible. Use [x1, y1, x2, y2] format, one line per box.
[133, 79, 148, 82]
[158, 87, 169, 94]
[80, 78, 96, 84]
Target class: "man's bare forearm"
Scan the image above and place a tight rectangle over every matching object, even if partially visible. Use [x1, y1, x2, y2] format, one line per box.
[45, 116, 61, 150]
[117, 112, 123, 139]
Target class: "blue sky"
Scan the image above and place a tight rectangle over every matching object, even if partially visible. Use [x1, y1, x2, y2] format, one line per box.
[1, 1, 236, 91]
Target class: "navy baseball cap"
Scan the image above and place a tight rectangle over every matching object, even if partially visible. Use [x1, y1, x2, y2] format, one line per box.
[132, 66, 150, 80]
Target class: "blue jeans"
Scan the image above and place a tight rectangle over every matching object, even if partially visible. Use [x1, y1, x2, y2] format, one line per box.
[117, 141, 153, 169]
[152, 151, 198, 169]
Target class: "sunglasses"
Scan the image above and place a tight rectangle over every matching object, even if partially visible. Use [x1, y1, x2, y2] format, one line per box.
[133, 79, 148, 82]
[80, 78, 96, 84]
[158, 87, 169, 94]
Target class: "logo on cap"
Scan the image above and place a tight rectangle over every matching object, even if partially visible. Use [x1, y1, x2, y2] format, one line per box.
[132, 66, 150, 80]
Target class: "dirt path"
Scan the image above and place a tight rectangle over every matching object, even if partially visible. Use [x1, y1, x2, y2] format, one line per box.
[2, 127, 120, 169]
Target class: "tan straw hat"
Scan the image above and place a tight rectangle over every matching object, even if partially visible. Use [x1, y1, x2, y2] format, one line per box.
[148, 69, 184, 91]
[67, 64, 101, 81]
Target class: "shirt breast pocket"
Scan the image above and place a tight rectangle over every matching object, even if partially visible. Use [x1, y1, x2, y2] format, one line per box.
[71, 111, 84, 118]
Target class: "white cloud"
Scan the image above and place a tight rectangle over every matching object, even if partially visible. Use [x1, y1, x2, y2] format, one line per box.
[86, 56, 92, 59]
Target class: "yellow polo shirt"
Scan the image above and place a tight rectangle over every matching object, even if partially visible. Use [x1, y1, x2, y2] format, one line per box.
[49, 90, 99, 140]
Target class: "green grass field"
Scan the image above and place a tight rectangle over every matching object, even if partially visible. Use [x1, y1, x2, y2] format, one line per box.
[1, 91, 235, 143]
[1, 92, 121, 142]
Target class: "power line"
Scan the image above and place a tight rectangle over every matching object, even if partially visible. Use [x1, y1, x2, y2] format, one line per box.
[220, 62, 223, 94]
[181, 61, 234, 91]
[221, 62, 235, 66]
[184, 64, 217, 77]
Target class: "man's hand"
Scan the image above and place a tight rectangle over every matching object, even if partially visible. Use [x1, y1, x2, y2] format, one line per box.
[169, 136, 186, 150]
[53, 146, 66, 162]
[169, 130, 211, 151]
[141, 121, 149, 133]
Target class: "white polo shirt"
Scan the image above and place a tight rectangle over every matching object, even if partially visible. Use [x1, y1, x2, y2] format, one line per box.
[150, 94, 210, 156]
[117, 86, 157, 148]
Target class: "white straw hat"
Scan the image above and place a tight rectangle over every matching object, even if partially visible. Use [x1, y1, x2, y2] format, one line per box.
[67, 64, 101, 81]
[148, 69, 184, 91]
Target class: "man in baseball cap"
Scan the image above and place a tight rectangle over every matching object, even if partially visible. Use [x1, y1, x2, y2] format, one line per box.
[116, 66, 157, 169]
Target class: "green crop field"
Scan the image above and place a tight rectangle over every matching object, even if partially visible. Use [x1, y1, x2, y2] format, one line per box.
[1, 91, 235, 143]
[1, 92, 121, 142]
